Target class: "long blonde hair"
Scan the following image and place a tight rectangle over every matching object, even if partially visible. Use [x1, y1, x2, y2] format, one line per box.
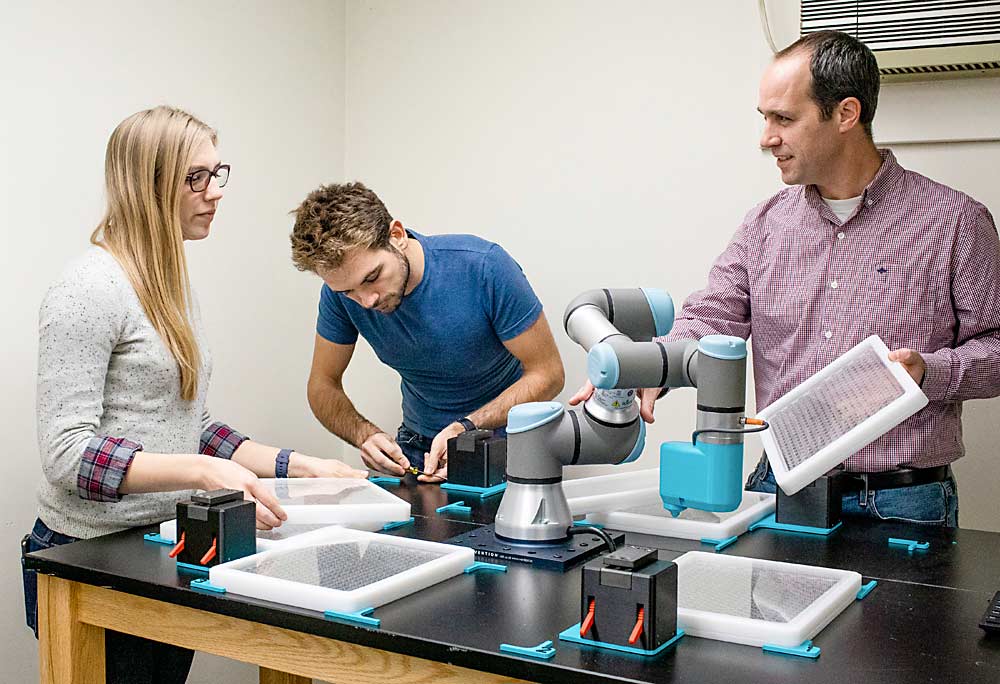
[91, 106, 216, 401]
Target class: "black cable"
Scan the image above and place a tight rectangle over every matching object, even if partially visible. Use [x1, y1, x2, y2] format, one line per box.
[691, 420, 770, 446]
[568, 525, 617, 553]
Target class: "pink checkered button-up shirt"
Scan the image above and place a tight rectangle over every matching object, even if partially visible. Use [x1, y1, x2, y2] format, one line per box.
[662, 150, 1000, 472]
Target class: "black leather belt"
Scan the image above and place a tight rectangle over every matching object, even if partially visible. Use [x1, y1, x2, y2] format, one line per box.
[838, 465, 951, 493]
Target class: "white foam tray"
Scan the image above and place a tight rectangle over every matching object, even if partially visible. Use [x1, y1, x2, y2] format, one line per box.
[561, 469, 662, 515]
[259, 477, 410, 525]
[208, 526, 474, 614]
[586, 491, 775, 540]
[675, 551, 861, 647]
[759, 335, 928, 496]
[157, 519, 383, 550]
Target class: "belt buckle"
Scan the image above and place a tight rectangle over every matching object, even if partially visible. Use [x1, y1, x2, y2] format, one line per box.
[857, 473, 869, 508]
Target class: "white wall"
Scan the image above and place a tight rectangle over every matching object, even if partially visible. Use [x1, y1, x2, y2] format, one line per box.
[0, 2, 346, 682]
[3, 1, 999, 682]
[341, 0, 1000, 529]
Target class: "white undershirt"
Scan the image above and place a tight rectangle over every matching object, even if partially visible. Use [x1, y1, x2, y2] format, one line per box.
[822, 194, 863, 223]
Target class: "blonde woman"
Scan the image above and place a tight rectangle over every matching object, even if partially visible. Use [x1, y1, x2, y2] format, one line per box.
[22, 106, 365, 683]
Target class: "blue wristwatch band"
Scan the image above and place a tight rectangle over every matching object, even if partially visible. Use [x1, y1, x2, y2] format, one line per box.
[275, 449, 293, 478]
[457, 417, 476, 432]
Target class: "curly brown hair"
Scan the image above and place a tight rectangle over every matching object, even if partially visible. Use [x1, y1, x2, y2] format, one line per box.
[290, 182, 393, 272]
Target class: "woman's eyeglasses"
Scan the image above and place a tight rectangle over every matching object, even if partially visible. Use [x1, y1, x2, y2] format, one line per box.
[185, 164, 230, 193]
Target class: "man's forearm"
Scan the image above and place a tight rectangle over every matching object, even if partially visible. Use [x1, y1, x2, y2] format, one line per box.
[466, 368, 563, 430]
[308, 378, 383, 447]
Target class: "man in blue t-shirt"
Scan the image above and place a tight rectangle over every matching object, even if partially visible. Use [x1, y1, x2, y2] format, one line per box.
[290, 182, 564, 481]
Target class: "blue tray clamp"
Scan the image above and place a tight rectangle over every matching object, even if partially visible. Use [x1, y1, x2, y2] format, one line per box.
[143, 532, 173, 545]
[440, 482, 507, 499]
[189, 578, 227, 595]
[749, 513, 842, 536]
[558, 624, 686, 656]
[888, 537, 929, 553]
[381, 517, 415, 531]
[700, 535, 739, 552]
[464, 561, 508, 574]
[499, 640, 556, 660]
[856, 580, 878, 600]
[436, 501, 472, 515]
[762, 639, 821, 659]
[368, 476, 401, 486]
[573, 519, 604, 529]
[324, 607, 380, 628]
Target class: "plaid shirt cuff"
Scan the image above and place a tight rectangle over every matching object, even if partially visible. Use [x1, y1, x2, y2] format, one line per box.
[200, 422, 249, 460]
[920, 351, 952, 402]
[77, 436, 143, 502]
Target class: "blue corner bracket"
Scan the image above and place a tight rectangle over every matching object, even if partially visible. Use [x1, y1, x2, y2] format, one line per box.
[175, 561, 210, 576]
[436, 500, 472, 515]
[381, 517, 415, 531]
[440, 481, 507, 499]
[368, 476, 401, 486]
[573, 519, 604, 529]
[749, 513, 843, 536]
[189, 578, 227, 595]
[464, 561, 508, 574]
[856, 580, 878, 600]
[324, 607, 380, 628]
[558, 624, 686, 656]
[499, 640, 556, 660]
[762, 639, 821, 659]
[143, 532, 173, 545]
[888, 537, 929, 553]
[700, 535, 739, 552]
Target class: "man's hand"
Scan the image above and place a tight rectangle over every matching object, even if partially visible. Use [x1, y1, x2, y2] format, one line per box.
[421, 422, 463, 483]
[293, 452, 368, 479]
[359, 432, 409, 476]
[567, 380, 595, 406]
[888, 348, 926, 386]
[568, 380, 661, 423]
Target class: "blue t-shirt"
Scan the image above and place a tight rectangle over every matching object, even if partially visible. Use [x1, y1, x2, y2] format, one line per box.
[316, 231, 543, 437]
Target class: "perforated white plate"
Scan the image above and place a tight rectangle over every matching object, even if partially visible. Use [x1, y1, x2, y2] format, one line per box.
[587, 491, 775, 540]
[759, 335, 928, 495]
[208, 527, 474, 613]
[561, 469, 662, 515]
[675, 551, 861, 647]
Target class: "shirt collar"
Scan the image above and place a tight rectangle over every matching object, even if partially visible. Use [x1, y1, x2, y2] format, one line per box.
[803, 148, 904, 220]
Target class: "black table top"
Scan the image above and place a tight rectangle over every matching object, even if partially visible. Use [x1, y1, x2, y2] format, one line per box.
[27, 479, 1000, 684]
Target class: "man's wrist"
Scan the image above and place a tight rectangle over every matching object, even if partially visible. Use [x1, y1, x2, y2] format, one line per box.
[456, 417, 477, 432]
[355, 423, 383, 448]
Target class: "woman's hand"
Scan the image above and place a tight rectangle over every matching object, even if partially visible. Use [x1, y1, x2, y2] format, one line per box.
[292, 452, 368, 479]
[199, 458, 287, 530]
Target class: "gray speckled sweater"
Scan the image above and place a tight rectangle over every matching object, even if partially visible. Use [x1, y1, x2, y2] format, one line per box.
[36, 246, 217, 538]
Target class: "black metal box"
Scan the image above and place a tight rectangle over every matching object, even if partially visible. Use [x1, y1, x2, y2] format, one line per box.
[447, 430, 507, 488]
[775, 470, 844, 529]
[175, 489, 256, 567]
[579, 547, 678, 650]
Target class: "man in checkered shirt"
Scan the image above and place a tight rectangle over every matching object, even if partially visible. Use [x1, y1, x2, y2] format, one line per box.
[576, 31, 1000, 527]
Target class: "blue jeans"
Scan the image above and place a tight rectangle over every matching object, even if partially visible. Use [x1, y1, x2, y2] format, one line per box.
[22, 518, 195, 683]
[745, 458, 959, 527]
[396, 425, 433, 472]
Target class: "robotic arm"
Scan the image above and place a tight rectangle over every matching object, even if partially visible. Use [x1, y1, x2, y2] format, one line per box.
[494, 288, 752, 544]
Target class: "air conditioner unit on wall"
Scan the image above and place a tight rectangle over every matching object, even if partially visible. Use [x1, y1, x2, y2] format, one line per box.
[801, 0, 1000, 82]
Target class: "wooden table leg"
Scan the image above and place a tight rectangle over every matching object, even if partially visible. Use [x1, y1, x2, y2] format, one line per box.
[37, 574, 105, 684]
[259, 667, 311, 684]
